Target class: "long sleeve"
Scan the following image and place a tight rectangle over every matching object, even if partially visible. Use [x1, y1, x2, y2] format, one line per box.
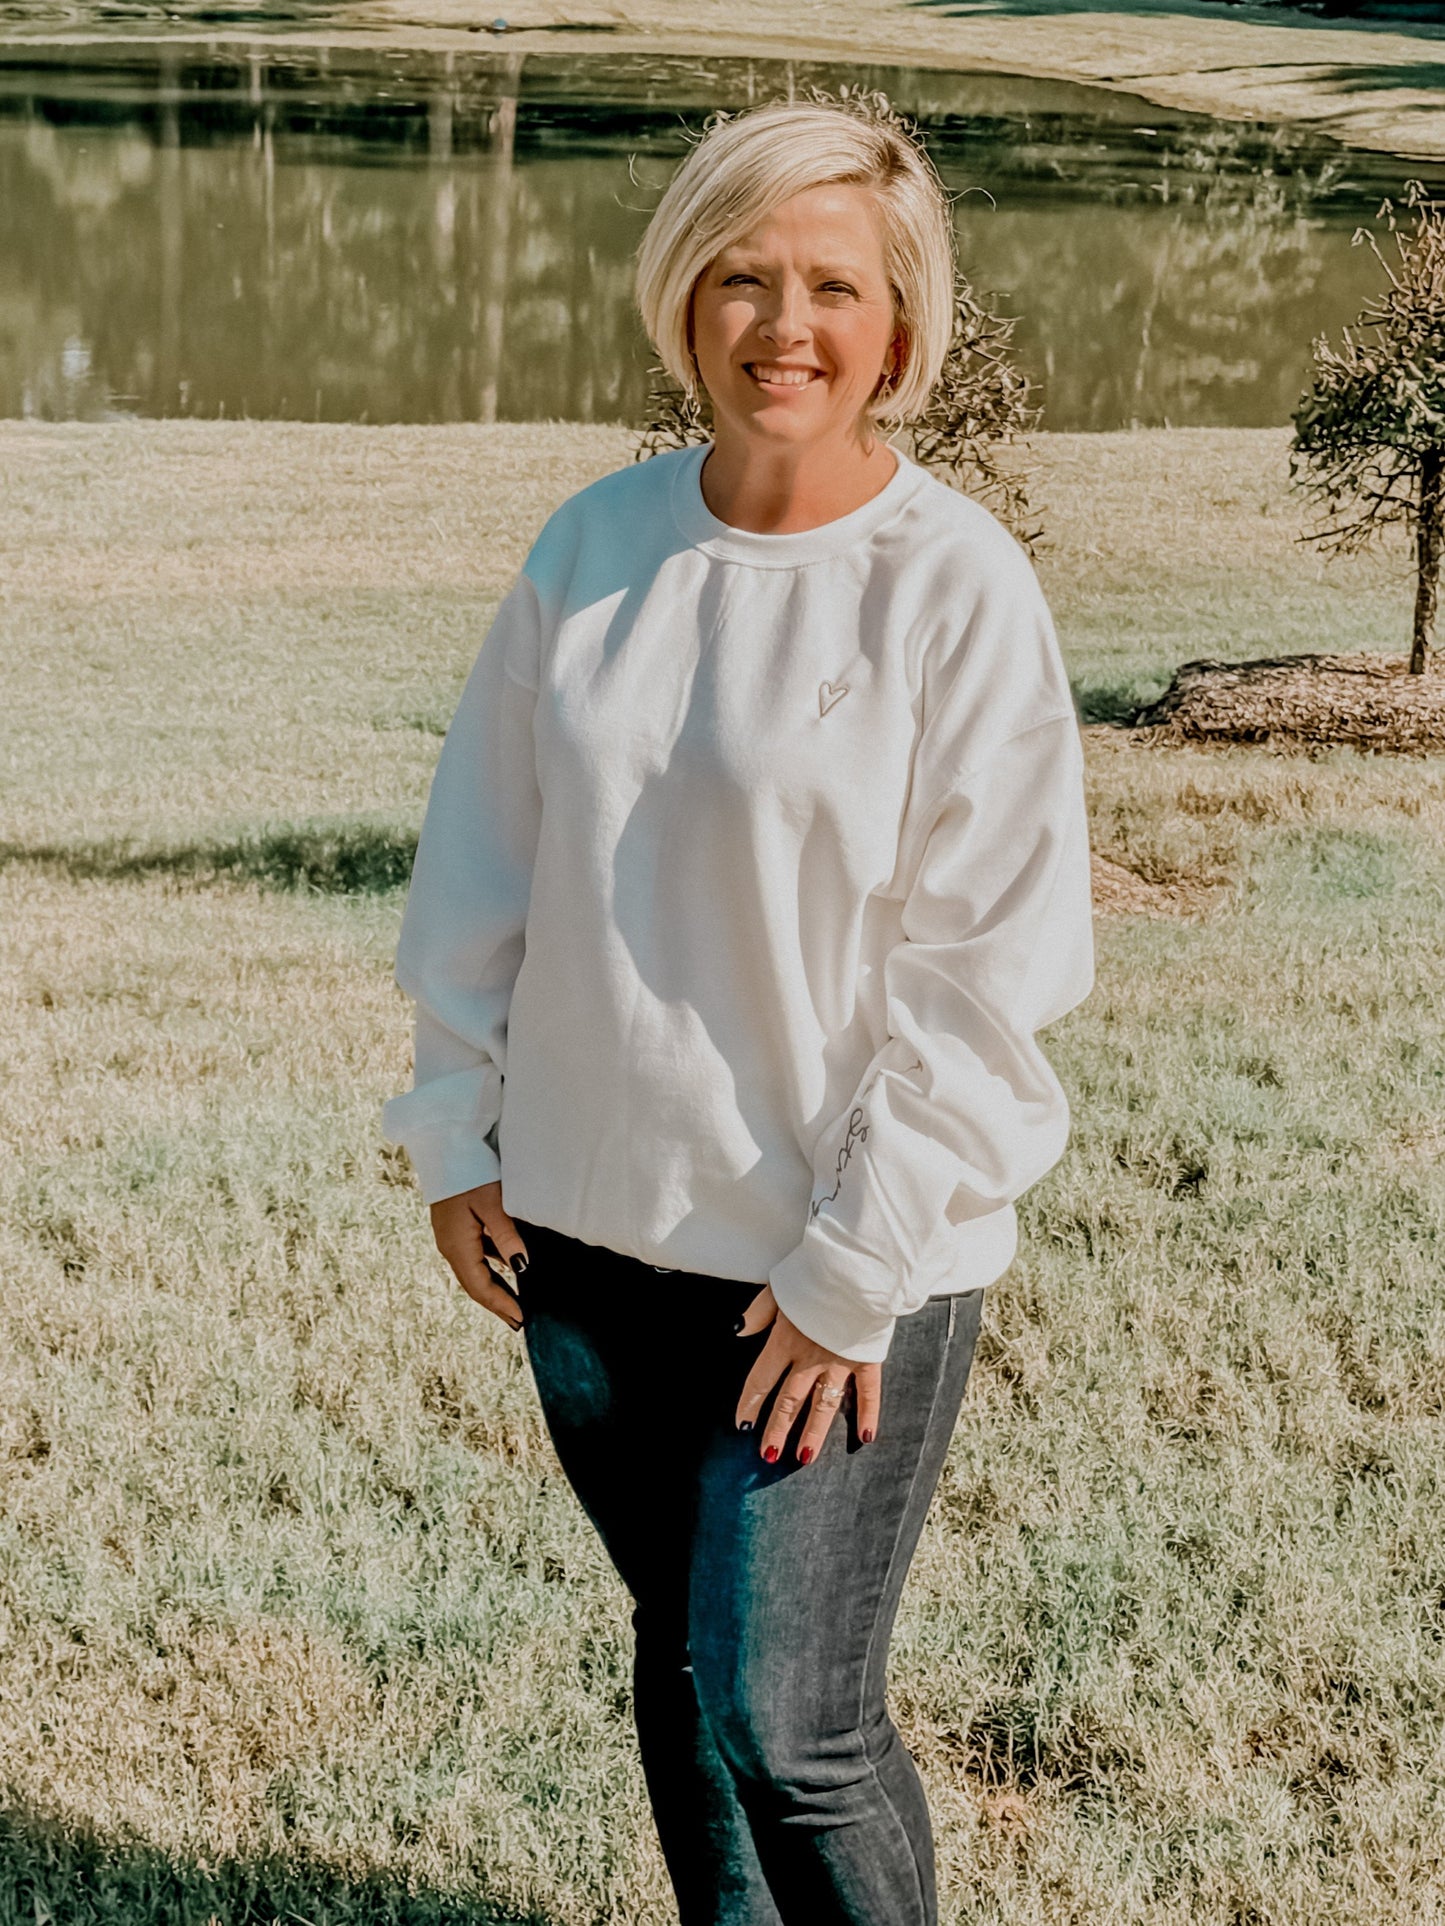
[767, 695, 1095, 1367]
[380, 570, 544, 1204]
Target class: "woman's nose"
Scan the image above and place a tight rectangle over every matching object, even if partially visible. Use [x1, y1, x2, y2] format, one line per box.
[757, 278, 811, 347]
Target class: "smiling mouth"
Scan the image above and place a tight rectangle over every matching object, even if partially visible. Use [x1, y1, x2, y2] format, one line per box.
[744, 363, 823, 389]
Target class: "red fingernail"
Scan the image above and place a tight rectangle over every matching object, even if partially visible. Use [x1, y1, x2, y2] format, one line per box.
[798, 1445, 813, 1465]
[763, 1444, 779, 1464]
[860, 1428, 874, 1444]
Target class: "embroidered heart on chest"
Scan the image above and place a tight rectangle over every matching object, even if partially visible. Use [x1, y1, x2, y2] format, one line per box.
[818, 679, 850, 717]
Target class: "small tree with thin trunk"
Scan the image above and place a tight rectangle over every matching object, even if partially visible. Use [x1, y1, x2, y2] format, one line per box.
[1291, 178, 1445, 675]
[907, 273, 1044, 554]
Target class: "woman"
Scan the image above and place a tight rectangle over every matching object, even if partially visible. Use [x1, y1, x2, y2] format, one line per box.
[382, 92, 1094, 1926]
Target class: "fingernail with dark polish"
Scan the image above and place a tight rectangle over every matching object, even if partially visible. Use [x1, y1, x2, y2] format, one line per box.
[798, 1445, 813, 1465]
[737, 1419, 753, 1433]
[508, 1318, 524, 1332]
[732, 1314, 747, 1334]
[860, 1427, 874, 1444]
[763, 1444, 779, 1464]
[512, 1253, 529, 1275]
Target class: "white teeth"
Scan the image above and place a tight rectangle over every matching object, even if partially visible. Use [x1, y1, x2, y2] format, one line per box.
[747, 364, 817, 387]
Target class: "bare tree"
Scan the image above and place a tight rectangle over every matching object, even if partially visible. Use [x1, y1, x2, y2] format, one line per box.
[1291, 178, 1445, 675]
[909, 274, 1043, 553]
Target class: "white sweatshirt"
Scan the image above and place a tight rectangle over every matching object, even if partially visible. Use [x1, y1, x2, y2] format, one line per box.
[381, 440, 1094, 1363]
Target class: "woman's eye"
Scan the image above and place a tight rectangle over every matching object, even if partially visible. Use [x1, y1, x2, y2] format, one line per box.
[720, 275, 855, 292]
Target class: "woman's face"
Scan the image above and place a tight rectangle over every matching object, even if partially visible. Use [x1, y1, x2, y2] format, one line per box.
[688, 182, 904, 451]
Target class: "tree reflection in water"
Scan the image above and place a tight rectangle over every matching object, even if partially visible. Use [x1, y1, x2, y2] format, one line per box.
[0, 42, 1438, 427]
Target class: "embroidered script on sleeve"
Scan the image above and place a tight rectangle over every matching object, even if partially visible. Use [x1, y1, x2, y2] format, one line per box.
[810, 1107, 870, 1221]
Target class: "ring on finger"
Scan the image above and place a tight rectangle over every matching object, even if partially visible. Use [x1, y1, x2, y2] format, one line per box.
[815, 1380, 845, 1405]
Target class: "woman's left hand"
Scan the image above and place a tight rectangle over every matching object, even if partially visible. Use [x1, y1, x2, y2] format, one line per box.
[733, 1286, 881, 1465]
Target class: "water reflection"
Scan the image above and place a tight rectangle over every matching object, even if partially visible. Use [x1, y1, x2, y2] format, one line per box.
[2, 43, 1440, 428]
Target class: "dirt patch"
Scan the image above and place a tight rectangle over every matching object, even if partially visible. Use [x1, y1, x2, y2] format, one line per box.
[1091, 853, 1225, 920]
[1131, 651, 1445, 755]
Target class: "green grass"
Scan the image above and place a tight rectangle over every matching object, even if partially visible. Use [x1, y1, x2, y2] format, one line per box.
[2, 421, 1443, 1925]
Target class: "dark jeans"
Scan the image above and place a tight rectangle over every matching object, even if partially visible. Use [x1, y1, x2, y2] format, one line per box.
[511, 1216, 984, 1926]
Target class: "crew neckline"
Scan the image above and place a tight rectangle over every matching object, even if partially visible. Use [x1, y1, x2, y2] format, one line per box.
[669, 439, 926, 569]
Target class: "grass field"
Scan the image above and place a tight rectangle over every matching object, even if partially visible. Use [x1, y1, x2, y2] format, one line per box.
[14, 0, 1445, 167]
[3, 420, 1444, 1925]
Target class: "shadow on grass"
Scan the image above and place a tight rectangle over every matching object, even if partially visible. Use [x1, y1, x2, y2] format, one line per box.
[1302, 55, 1445, 89]
[0, 1803, 558, 1926]
[1075, 676, 1167, 726]
[907, 0, 1445, 33]
[0, 820, 418, 894]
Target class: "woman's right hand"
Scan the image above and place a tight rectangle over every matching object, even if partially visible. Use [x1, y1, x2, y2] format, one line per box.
[429, 1182, 531, 1331]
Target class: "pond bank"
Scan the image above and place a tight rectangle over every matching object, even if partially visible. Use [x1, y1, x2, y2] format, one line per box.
[9, 0, 1445, 162]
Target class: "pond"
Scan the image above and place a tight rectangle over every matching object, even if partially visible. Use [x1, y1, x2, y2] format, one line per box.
[3, 41, 1442, 430]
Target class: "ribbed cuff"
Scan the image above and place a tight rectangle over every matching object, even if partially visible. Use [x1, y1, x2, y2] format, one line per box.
[767, 1243, 897, 1365]
[394, 1127, 502, 1206]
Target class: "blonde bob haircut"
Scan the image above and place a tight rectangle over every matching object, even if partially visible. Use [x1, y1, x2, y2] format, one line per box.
[635, 96, 957, 433]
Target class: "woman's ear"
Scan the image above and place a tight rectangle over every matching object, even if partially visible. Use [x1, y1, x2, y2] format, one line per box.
[873, 333, 906, 404]
[684, 297, 702, 388]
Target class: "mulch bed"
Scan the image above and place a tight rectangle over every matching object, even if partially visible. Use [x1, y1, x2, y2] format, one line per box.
[1129, 651, 1445, 755]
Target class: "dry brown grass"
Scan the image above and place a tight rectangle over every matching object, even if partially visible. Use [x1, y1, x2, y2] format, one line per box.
[4, 420, 1445, 1926]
